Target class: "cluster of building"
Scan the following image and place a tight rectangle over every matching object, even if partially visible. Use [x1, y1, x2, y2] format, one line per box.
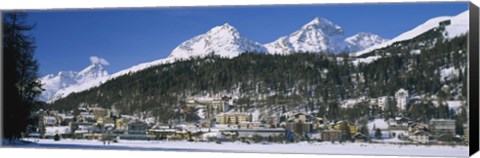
[341, 88, 410, 110]
[28, 89, 468, 145]
[32, 106, 152, 140]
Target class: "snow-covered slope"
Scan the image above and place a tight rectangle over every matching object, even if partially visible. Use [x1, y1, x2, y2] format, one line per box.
[352, 10, 468, 57]
[41, 20, 388, 102]
[42, 23, 270, 102]
[39, 71, 78, 102]
[45, 11, 466, 102]
[40, 60, 109, 102]
[444, 10, 469, 38]
[169, 23, 267, 59]
[45, 57, 179, 103]
[44, 23, 266, 102]
[265, 17, 345, 54]
[265, 17, 387, 54]
[344, 32, 388, 53]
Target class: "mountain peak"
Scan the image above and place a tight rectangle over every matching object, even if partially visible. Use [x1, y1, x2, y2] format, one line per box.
[206, 23, 240, 37]
[301, 17, 343, 36]
[78, 62, 108, 80]
[265, 17, 345, 54]
[345, 32, 386, 43]
[265, 17, 389, 55]
[168, 23, 266, 59]
[221, 23, 233, 28]
[344, 32, 388, 53]
[40, 58, 110, 102]
[305, 17, 332, 26]
[352, 32, 374, 37]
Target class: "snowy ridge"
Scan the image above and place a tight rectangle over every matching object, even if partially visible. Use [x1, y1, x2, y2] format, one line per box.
[344, 32, 389, 53]
[444, 10, 469, 38]
[40, 62, 109, 102]
[352, 10, 468, 57]
[265, 17, 387, 54]
[43, 11, 467, 102]
[265, 17, 345, 54]
[46, 23, 262, 102]
[49, 57, 177, 102]
[42, 56, 174, 103]
[39, 71, 78, 101]
[169, 23, 267, 59]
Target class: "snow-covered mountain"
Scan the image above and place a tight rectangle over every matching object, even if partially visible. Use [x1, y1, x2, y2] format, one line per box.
[352, 10, 469, 57]
[39, 71, 78, 102]
[264, 17, 387, 54]
[42, 10, 468, 103]
[41, 23, 268, 102]
[265, 17, 345, 54]
[38, 20, 387, 103]
[344, 32, 389, 53]
[169, 23, 267, 59]
[40, 58, 109, 102]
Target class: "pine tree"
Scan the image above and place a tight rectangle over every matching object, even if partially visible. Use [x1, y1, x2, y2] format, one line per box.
[340, 121, 352, 142]
[3, 12, 42, 140]
[375, 128, 382, 139]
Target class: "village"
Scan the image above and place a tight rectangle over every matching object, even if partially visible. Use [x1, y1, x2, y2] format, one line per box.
[27, 88, 469, 147]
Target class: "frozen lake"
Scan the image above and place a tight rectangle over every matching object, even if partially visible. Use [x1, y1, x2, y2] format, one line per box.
[13, 138, 468, 157]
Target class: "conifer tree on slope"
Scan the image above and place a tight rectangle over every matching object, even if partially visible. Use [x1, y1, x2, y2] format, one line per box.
[3, 12, 42, 141]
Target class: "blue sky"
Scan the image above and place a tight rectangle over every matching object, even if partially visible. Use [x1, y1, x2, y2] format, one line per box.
[27, 2, 468, 76]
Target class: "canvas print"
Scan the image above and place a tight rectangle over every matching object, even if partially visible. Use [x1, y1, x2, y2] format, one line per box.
[1, 2, 474, 157]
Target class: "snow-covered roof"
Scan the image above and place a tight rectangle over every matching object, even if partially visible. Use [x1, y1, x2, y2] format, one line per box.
[447, 101, 464, 109]
[120, 115, 137, 120]
[197, 109, 206, 119]
[45, 126, 71, 136]
[104, 123, 115, 128]
[57, 114, 75, 119]
[144, 117, 156, 124]
[440, 67, 460, 82]
[77, 125, 93, 130]
[150, 129, 177, 133]
[395, 88, 408, 95]
[74, 130, 89, 134]
[367, 119, 389, 130]
[44, 116, 57, 122]
[410, 95, 422, 100]
[217, 112, 250, 116]
[307, 133, 322, 139]
[202, 132, 225, 139]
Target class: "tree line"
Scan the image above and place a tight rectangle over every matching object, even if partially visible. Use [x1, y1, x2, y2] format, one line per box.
[3, 12, 43, 140]
[49, 27, 468, 126]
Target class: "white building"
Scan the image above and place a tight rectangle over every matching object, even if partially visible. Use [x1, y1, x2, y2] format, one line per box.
[429, 119, 456, 139]
[211, 96, 234, 116]
[409, 130, 431, 143]
[43, 116, 57, 126]
[341, 99, 358, 109]
[45, 126, 71, 136]
[377, 96, 394, 110]
[341, 96, 370, 109]
[395, 88, 409, 110]
[221, 128, 285, 138]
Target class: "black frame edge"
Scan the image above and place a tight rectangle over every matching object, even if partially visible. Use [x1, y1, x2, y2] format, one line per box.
[469, 2, 480, 156]
[0, 12, 4, 146]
